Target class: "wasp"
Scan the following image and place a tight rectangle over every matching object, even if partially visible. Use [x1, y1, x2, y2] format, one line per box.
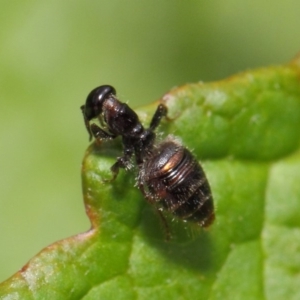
[81, 85, 214, 236]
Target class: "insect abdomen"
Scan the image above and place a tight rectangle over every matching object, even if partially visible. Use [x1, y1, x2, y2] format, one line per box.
[141, 137, 214, 227]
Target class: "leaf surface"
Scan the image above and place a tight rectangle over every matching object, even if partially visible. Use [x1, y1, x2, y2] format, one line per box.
[1, 57, 300, 300]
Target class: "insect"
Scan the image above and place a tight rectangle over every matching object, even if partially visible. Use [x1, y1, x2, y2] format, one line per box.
[81, 85, 214, 235]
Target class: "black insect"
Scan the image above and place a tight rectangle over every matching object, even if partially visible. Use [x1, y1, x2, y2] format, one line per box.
[81, 85, 214, 235]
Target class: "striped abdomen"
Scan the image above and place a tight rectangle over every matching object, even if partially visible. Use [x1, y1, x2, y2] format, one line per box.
[139, 136, 214, 227]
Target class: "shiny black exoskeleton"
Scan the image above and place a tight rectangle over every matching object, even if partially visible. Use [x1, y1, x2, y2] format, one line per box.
[81, 85, 214, 232]
[139, 136, 214, 226]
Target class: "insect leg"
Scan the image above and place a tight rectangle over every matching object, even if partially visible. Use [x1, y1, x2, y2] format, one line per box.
[90, 123, 116, 141]
[157, 210, 171, 241]
[108, 139, 134, 182]
[149, 104, 168, 131]
[138, 181, 171, 241]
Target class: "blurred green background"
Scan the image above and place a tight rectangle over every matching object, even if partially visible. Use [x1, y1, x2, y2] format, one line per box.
[0, 1, 299, 282]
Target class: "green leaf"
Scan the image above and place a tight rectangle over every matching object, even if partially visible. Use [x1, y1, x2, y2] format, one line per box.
[1, 57, 300, 299]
